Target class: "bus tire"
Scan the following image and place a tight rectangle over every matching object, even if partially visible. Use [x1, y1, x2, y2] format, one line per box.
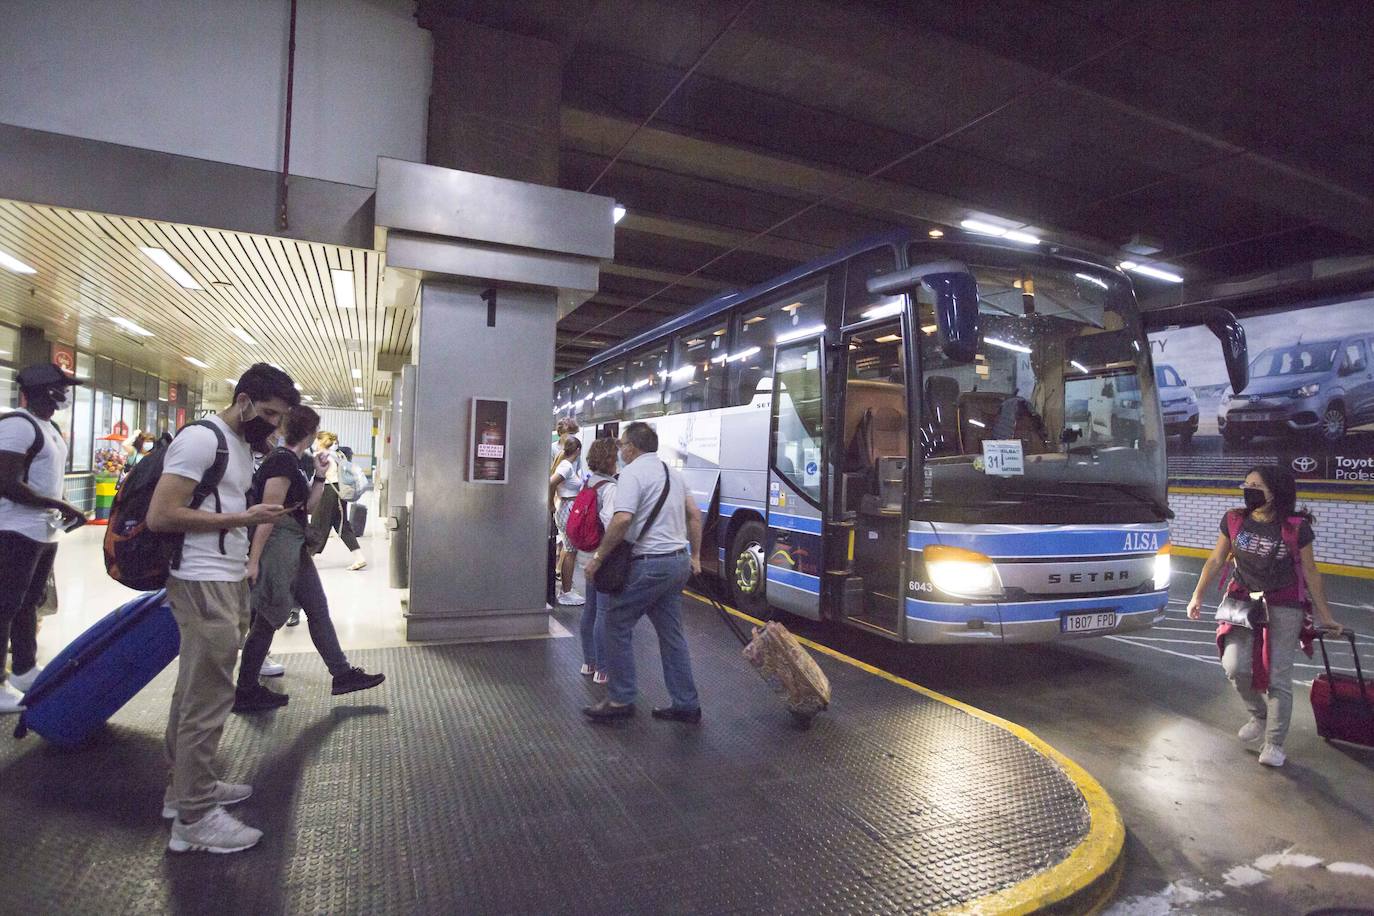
[728, 520, 770, 617]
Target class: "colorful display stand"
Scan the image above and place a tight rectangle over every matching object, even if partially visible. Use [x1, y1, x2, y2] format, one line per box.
[90, 431, 128, 526]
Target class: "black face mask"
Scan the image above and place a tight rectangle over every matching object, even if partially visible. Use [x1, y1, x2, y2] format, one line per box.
[23, 386, 67, 417]
[240, 400, 278, 445]
[1242, 487, 1268, 511]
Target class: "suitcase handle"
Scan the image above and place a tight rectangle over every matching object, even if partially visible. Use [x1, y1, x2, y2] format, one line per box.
[1316, 629, 1371, 711]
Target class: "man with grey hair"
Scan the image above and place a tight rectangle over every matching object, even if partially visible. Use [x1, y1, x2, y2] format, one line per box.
[583, 421, 704, 723]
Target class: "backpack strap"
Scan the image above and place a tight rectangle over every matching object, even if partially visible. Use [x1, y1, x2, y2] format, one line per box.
[0, 412, 45, 484]
[1217, 509, 1245, 595]
[170, 421, 232, 568]
[1282, 516, 1307, 605]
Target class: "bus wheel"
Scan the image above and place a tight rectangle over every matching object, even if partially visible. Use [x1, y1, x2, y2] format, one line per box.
[729, 521, 770, 617]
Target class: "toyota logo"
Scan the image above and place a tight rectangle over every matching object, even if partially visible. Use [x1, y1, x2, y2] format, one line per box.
[1292, 456, 1318, 473]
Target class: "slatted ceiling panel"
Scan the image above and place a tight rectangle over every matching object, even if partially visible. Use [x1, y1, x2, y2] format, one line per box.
[0, 197, 387, 408]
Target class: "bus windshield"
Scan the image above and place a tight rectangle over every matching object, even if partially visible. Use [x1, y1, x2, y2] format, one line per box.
[911, 246, 1166, 523]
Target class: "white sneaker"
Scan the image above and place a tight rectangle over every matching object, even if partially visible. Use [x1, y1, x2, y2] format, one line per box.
[8, 664, 43, 694]
[1237, 717, 1265, 743]
[348, 550, 367, 571]
[558, 591, 585, 606]
[0, 681, 25, 715]
[162, 781, 253, 819]
[167, 805, 262, 854]
[260, 656, 285, 678]
[1258, 744, 1286, 767]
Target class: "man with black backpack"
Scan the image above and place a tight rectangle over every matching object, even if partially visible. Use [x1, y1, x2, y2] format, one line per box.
[0, 364, 87, 715]
[146, 363, 296, 854]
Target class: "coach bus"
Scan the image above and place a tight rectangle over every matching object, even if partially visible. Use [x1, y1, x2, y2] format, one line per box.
[554, 230, 1248, 644]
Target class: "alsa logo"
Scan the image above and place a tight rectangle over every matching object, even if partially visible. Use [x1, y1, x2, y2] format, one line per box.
[1122, 531, 1160, 552]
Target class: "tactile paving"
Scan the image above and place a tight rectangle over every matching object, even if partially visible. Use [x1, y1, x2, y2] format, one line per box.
[0, 603, 1093, 914]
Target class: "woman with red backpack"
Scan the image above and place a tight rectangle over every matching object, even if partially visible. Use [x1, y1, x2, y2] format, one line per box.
[1187, 465, 1344, 768]
[568, 437, 619, 683]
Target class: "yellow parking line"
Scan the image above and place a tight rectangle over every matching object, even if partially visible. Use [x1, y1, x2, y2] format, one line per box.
[685, 590, 1125, 915]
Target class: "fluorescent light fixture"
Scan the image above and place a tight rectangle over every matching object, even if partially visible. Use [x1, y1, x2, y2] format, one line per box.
[110, 316, 155, 337]
[927, 228, 944, 239]
[1074, 272, 1109, 290]
[1119, 260, 1184, 283]
[920, 324, 937, 334]
[968, 418, 986, 428]
[229, 326, 257, 347]
[668, 365, 696, 382]
[613, 205, 626, 224]
[0, 249, 36, 275]
[711, 353, 729, 364]
[184, 356, 210, 369]
[294, 383, 303, 391]
[330, 269, 356, 308]
[139, 247, 202, 289]
[961, 219, 1039, 246]
[875, 334, 902, 344]
[353, 386, 363, 393]
[775, 323, 826, 344]
[726, 347, 761, 363]
[862, 301, 904, 320]
[351, 368, 362, 379]
[985, 336, 1032, 354]
[630, 377, 652, 390]
[224, 377, 238, 384]
[1071, 360, 1089, 373]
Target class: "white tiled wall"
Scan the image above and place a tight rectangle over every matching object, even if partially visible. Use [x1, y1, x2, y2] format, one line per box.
[1168, 489, 1374, 568]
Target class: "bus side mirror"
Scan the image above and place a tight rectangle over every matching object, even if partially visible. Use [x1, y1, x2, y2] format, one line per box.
[867, 260, 981, 364]
[1143, 305, 1248, 394]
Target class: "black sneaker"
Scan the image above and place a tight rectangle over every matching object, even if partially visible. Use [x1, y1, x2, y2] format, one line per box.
[331, 667, 385, 696]
[286, 609, 301, 627]
[232, 683, 289, 713]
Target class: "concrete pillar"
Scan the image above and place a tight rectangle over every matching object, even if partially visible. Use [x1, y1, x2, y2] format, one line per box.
[422, 16, 561, 186]
[375, 158, 612, 641]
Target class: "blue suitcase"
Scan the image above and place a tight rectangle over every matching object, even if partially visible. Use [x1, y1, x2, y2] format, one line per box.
[14, 589, 180, 748]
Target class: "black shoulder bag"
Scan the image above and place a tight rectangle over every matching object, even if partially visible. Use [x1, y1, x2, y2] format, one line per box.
[594, 464, 671, 595]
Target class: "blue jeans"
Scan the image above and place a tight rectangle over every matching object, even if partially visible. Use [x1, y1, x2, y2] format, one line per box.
[604, 551, 698, 709]
[579, 587, 608, 670]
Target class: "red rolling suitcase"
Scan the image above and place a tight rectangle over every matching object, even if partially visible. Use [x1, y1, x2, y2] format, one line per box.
[1311, 630, 1374, 747]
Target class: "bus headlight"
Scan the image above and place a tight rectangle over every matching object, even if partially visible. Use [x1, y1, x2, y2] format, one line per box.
[923, 545, 1003, 599]
[1153, 545, 1172, 590]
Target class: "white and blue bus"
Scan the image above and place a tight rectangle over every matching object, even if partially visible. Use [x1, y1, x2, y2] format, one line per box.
[555, 231, 1248, 644]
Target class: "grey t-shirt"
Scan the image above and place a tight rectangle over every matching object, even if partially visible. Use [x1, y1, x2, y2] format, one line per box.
[613, 453, 688, 556]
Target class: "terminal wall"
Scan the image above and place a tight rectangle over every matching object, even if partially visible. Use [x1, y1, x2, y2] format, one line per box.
[0, 0, 431, 189]
[1168, 488, 1374, 570]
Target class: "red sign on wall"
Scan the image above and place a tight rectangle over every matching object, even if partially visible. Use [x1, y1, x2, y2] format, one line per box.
[176, 408, 186, 429]
[50, 343, 76, 377]
[112, 420, 129, 439]
[168, 383, 179, 404]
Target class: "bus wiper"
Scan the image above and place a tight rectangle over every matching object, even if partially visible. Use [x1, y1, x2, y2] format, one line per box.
[1001, 484, 1173, 519]
[1080, 482, 1174, 519]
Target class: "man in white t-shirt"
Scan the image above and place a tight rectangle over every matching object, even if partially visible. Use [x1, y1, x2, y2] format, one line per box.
[0, 364, 88, 714]
[583, 422, 704, 723]
[148, 363, 295, 854]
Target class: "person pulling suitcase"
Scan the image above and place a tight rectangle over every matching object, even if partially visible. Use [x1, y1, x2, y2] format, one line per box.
[0, 364, 88, 714]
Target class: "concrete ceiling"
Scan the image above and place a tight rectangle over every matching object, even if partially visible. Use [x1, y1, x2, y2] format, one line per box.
[0, 199, 402, 408]
[424, 0, 1374, 372]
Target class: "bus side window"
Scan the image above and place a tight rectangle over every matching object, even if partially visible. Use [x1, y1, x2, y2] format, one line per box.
[842, 246, 898, 325]
[665, 321, 727, 415]
[728, 283, 825, 407]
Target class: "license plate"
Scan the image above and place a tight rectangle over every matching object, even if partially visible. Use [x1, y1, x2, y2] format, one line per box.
[1061, 610, 1117, 634]
[1241, 412, 1270, 422]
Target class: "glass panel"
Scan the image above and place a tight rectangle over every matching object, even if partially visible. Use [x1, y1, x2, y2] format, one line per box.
[0, 324, 17, 409]
[71, 382, 94, 472]
[624, 346, 668, 419]
[571, 374, 595, 426]
[591, 362, 624, 421]
[665, 320, 728, 415]
[729, 284, 826, 407]
[843, 246, 900, 325]
[910, 244, 1165, 520]
[843, 321, 907, 512]
[773, 343, 824, 504]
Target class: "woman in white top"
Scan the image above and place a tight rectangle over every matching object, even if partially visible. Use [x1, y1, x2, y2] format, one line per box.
[548, 435, 584, 605]
[575, 437, 619, 682]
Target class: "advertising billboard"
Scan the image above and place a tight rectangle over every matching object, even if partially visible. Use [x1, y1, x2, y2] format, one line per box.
[1147, 295, 1374, 488]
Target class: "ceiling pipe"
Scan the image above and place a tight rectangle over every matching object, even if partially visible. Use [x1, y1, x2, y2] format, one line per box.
[277, 0, 298, 231]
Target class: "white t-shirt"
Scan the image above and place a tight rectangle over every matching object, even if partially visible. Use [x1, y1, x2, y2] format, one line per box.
[613, 453, 689, 556]
[551, 431, 583, 463]
[554, 459, 583, 500]
[0, 409, 69, 543]
[162, 415, 253, 582]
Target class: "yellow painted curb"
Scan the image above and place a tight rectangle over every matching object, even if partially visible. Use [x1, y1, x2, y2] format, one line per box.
[1169, 485, 1374, 503]
[1170, 544, 1374, 580]
[685, 590, 1126, 915]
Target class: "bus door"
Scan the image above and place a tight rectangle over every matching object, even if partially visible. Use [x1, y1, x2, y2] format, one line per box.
[833, 319, 910, 637]
[764, 337, 827, 621]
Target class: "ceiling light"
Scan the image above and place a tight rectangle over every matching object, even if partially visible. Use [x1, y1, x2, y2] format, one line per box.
[921, 324, 937, 334]
[862, 302, 904, 320]
[294, 382, 303, 390]
[184, 356, 210, 369]
[1002, 230, 1041, 245]
[668, 365, 696, 381]
[875, 334, 902, 344]
[726, 346, 761, 363]
[331, 269, 356, 308]
[613, 205, 626, 224]
[928, 228, 944, 239]
[960, 219, 1007, 236]
[1119, 261, 1184, 283]
[110, 316, 155, 337]
[224, 377, 237, 384]
[775, 324, 826, 344]
[1074, 272, 1109, 290]
[0, 249, 36, 275]
[968, 418, 986, 428]
[353, 386, 363, 393]
[351, 368, 362, 379]
[229, 326, 257, 347]
[985, 336, 1032, 354]
[139, 247, 202, 289]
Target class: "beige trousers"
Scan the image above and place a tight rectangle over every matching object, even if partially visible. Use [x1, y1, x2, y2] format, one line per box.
[164, 577, 250, 820]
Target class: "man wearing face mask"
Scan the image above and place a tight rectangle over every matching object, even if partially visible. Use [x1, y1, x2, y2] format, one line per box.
[0, 364, 87, 714]
[147, 362, 296, 854]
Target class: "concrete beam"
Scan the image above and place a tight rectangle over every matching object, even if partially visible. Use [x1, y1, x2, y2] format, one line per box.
[617, 212, 828, 263]
[599, 259, 735, 291]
